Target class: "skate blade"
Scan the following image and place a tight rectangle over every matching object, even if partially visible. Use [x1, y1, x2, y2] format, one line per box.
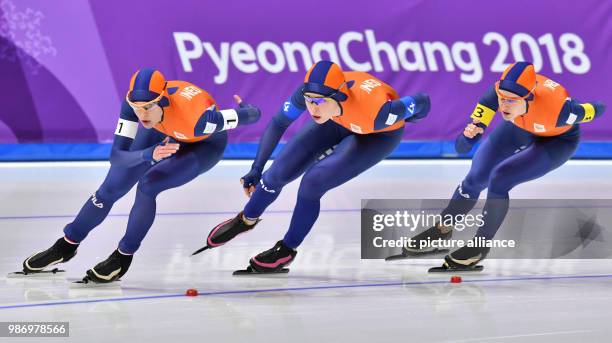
[6, 268, 66, 279]
[69, 277, 121, 289]
[191, 245, 211, 256]
[428, 265, 484, 273]
[385, 249, 450, 261]
[232, 266, 290, 276]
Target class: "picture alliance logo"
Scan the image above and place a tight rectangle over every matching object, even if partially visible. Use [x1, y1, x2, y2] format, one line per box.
[173, 30, 590, 84]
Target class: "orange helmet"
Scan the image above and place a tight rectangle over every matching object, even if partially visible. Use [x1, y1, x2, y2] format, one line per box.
[498, 62, 536, 97]
[127, 68, 167, 102]
[303, 61, 349, 102]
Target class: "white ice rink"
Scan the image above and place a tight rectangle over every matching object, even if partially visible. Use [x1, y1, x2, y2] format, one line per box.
[1, 160, 611, 342]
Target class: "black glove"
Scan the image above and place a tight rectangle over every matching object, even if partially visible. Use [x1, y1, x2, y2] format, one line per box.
[241, 165, 263, 190]
[236, 102, 261, 125]
[406, 92, 430, 123]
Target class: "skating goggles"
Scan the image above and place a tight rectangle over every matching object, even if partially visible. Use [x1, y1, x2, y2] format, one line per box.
[303, 95, 335, 106]
[303, 82, 346, 106]
[495, 81, 536, 104]
[125, 91, 165, 111]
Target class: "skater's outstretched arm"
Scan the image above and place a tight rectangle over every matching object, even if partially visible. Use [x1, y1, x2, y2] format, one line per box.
[455, 86, 499, 154]
[193, 95, 261, 135]
[241, 87, 306, 195]
[373, 92, 430, 130]
[556, 99, 606, 127]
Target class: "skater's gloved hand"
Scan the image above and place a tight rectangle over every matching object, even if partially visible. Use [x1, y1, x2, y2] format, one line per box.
[240, 166, 262, 197]
[406, 92, 430, 123]
[234, 94, 261, 125]
[152, 137, 180, 162]
[592, 101, 606, 118]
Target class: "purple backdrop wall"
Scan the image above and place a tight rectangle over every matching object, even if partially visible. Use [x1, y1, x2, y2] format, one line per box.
[1, 0, 610, 146]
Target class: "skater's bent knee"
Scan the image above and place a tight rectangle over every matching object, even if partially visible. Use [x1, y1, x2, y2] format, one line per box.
[462, 163, 491, 190]
[298, 171, 328, 200]
[136, 178, 161, 197]
[258, 172, 286, 193]
[95, 188, 123, 203]
[487, 168, 515, 195]
[462, 176, 487, 194]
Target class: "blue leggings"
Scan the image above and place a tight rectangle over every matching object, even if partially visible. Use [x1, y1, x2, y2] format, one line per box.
[64, 127, 227, 253]
[244, 120, 404, 248]
[443, 121, 580, 239]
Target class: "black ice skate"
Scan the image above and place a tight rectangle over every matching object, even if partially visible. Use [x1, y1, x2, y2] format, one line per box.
[10, 237, 79, 277]
[192, 211, 261, 255]
[385, 225, 452, 261]
[74, 249, 133, 285]
[428, 244, 490, 273]
[233, 240, 296, 275]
